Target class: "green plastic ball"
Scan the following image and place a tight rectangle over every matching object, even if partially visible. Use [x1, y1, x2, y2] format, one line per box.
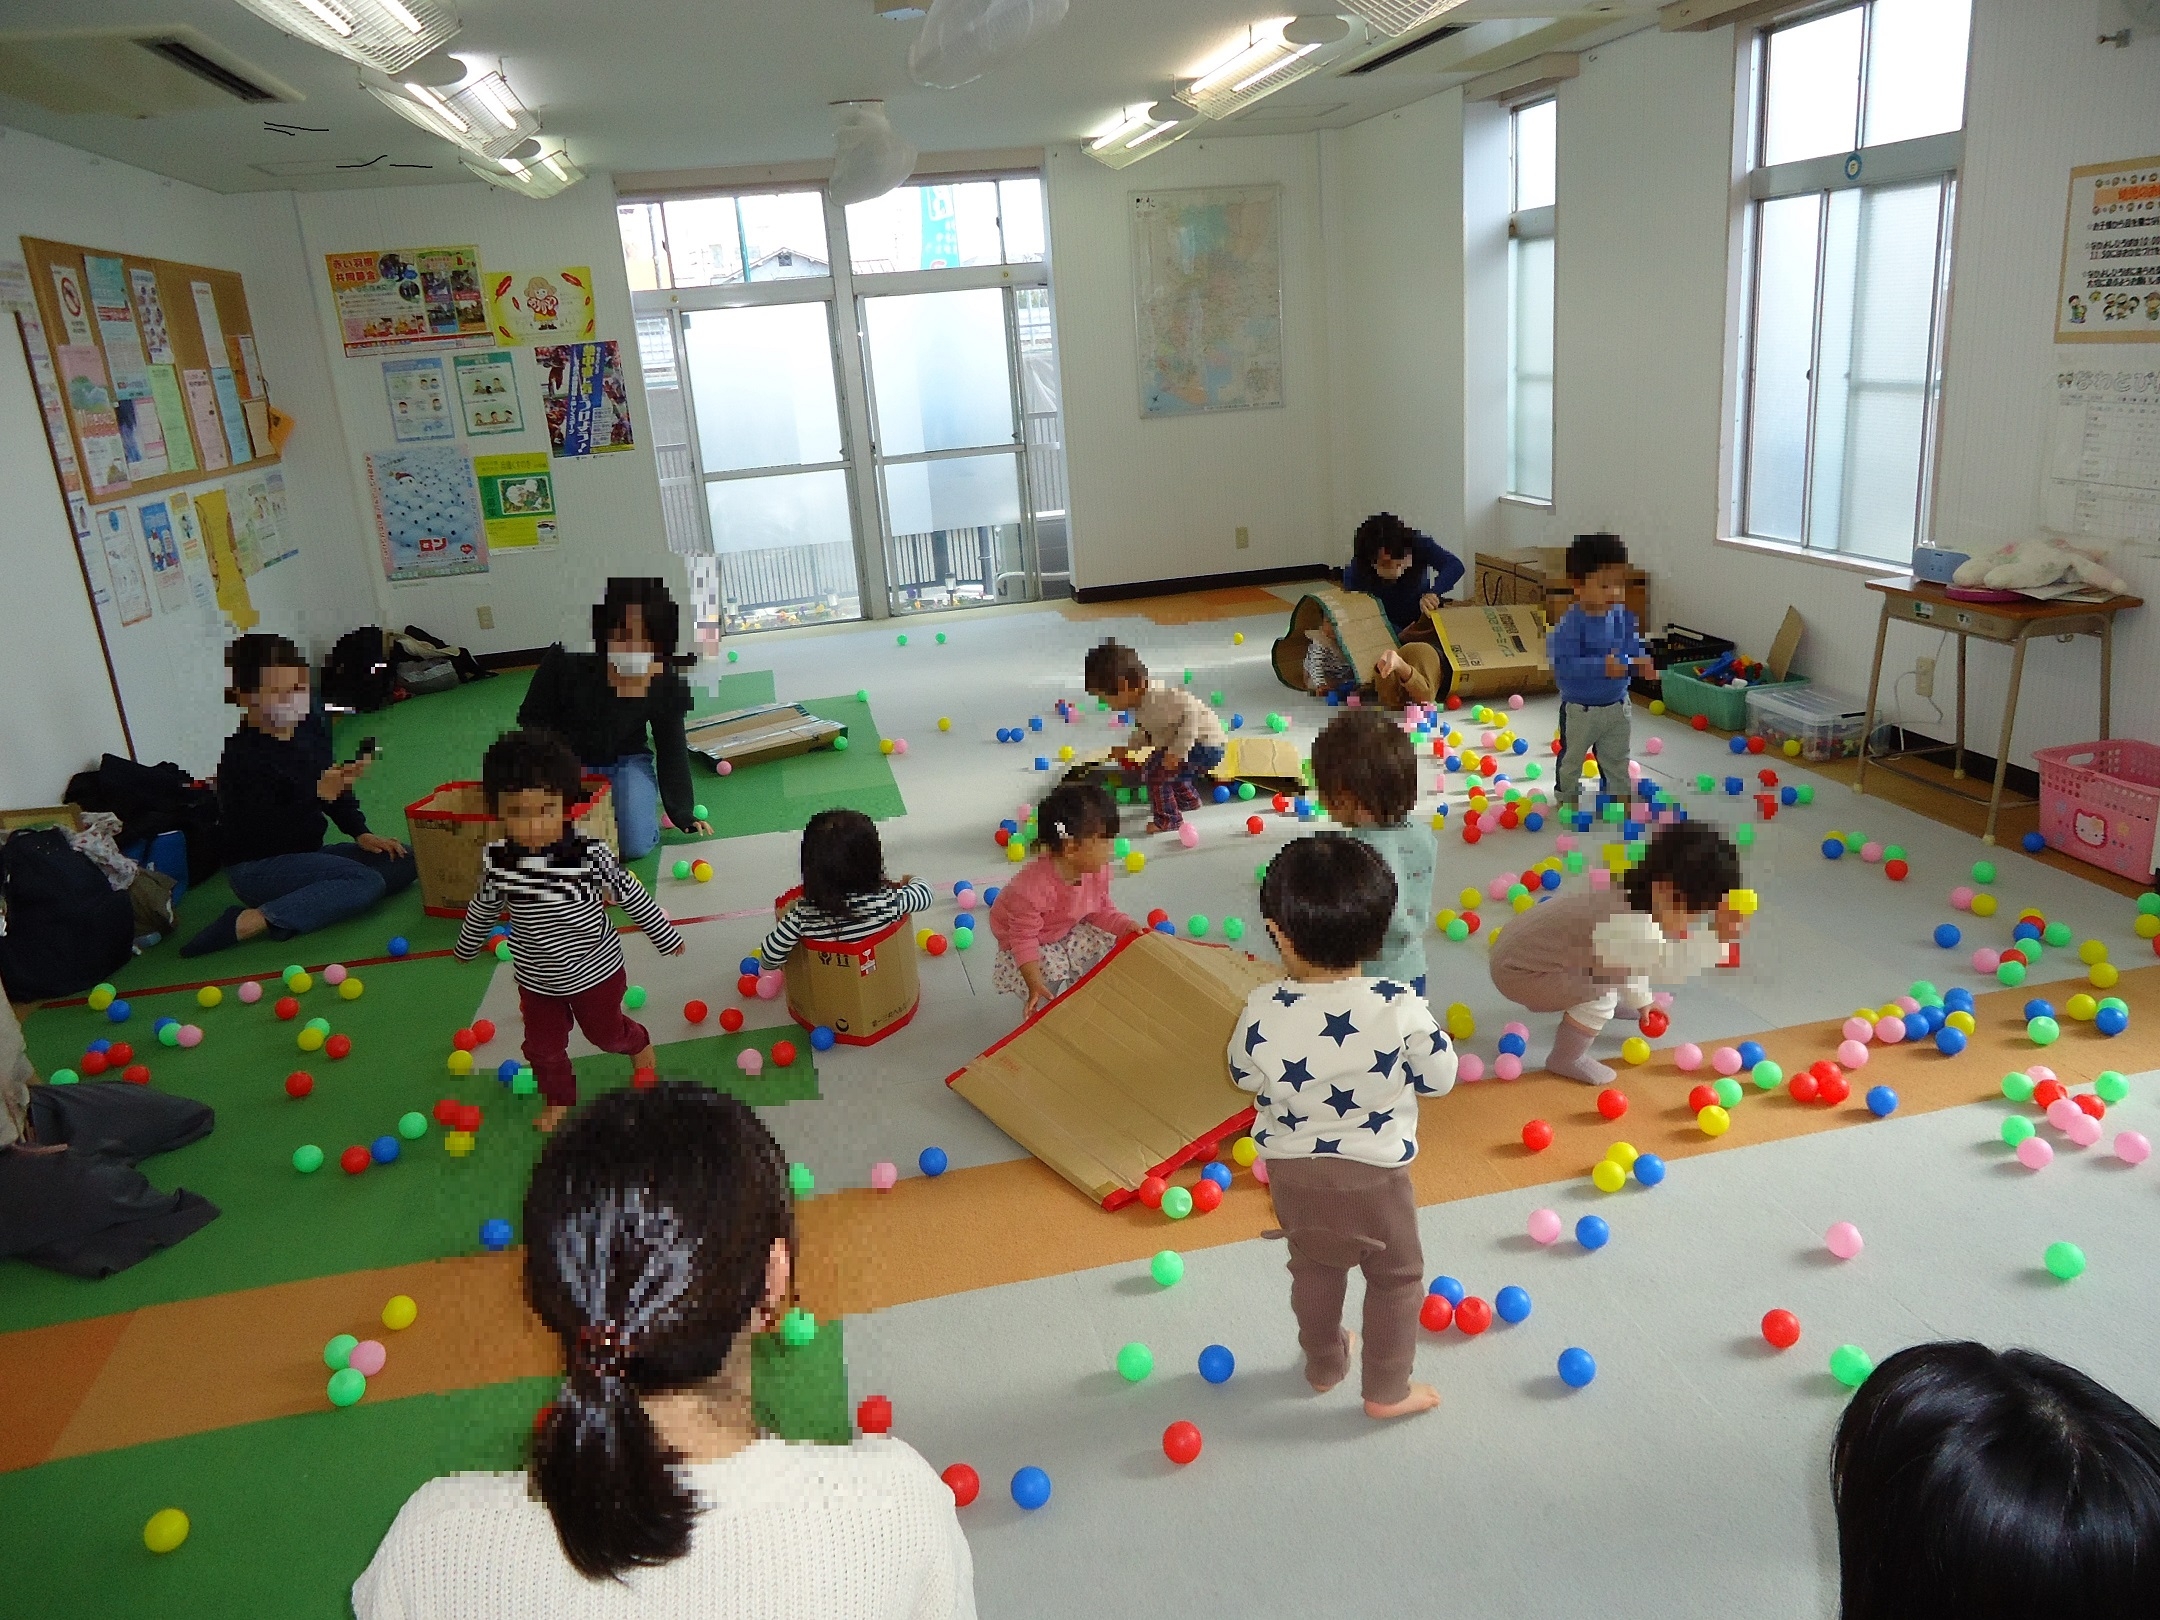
[1268, 714, 1288, 733]
[2044, 1241, 2087, 1281]
[1161, 1185, 1193, 1220]
[157, 1023, 180, 1047]
[1714, 1076, 1745, 1108]
[306, 1017, 332, 1034]
[1909, 980, 1938, 1000]
[855, 688, 869, 703]
[1150, 1250, 1184, 1287]
[1223, 918, 1245, 941]
[780, 1308, 818, 1347]
[2140, 892, 2160, 916]
[1565, 851, 1586, 873]
[1750, 1060, 1783, 1091]
[1843, 832, 1864, 853]
[2001, 1072, 2036, 1103]
[2001, 1115, 2035, 1148]
[1524, 764, 1541, 780]
[48, 1067, 78, 1086]
[495, 940, 512, 961]
[672, 860, 691, 879]
[1445, 919, 1470, 942]
[789, 1163, 815, 1197]
[1188, 915, 1209, 937]
[936, 632, 946, 644]
[324, 1333, 358, 1370]
[327, 1367, 367, 1407]
[1113, 837, 1131, 858]
[1603, 803, 1625, 823]
[1829, 1344, 1875, 1389]
[511, 1071, 538, 1096]
[2096, 1070, 2129, 1104]
[728, 649, 739, 662]
[896, 633, 907, 646]
[1972, 860, 1996, 884]
[1734, 825, 1755, 847]
[623, 985, 647, 1010]
[2027, 1016, 2061, 1046]
[694, 803, 709, 820]
[1997, 960, 2027, 987]
[1115, 1342, 1154, 1382]
[2042, 921, 2071, 947]
[832, 735, 850, 751]
[292, 1144, 324, 1173]
[1696, 774, 1714, 792]
[1796, 784, 1815, 804]
[282, 963, 306, 984]
[1237, 781, 1256, 800]
[1883, 845, 1906, 862]
[397, 1111, 427, 1140]
[952, 928, 974, 951]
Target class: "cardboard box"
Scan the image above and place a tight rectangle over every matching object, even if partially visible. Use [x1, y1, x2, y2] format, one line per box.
[685, 702, 846, 769]
[1475, 548, 1650, 633]
[946, 930, 1281, 1207]
[1271, 583, 1398, 692]
[404, 777, 617, 917]
[1430, 602, 1556, 698]
[774, 885, 920, 1045]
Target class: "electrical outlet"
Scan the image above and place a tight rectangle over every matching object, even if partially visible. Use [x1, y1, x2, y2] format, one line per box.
[1235, 526, 1250, 550]
[1914, 655, 1935, 698]
[477, 605, 494, 630]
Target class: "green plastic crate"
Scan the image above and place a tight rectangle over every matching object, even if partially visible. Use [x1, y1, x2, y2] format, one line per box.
[1659, 659, 1807, 732]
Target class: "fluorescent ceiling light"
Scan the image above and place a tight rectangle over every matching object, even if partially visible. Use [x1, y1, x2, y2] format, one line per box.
[1336, 0, 1470, 38]
[362, 64, 540, 159]
[463, 141, 583, 200]
[1181, 15, 1364, 121]
[228, 0, 460, 75]
[1084, 100, 1196, 169]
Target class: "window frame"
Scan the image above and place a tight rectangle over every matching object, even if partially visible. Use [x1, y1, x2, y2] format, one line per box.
[1506, 96, 1557, 507]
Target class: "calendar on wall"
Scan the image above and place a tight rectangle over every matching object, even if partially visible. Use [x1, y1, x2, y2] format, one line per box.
[2044, 368, 2160, 558]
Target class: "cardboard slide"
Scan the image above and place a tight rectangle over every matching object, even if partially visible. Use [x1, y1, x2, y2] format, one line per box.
[1060, 734, 1306, 796]
[1270, 582, 1399, 692]
[947, 930, 1281, 1208]
[684, 702, 846, 769]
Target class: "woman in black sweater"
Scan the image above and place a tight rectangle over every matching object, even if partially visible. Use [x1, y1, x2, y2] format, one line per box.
[517, 578, 710, 859]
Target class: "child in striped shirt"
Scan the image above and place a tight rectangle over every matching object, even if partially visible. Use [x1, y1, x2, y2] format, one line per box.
[455, 730, 684, 1133]
[759, 810, 933, 971]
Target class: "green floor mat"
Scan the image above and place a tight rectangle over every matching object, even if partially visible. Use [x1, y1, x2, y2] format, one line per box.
[5, 953, 819, 1334]
[0, 1324, 850, 1620]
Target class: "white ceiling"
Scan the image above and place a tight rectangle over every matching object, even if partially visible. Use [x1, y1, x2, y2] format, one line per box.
[0, 0, 1660, 194]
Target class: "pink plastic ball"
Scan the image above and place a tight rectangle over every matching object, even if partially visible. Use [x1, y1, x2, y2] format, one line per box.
[2028, 1066, 2057, 1086]
[1971, 948, 2001, 974]
[1627, 761, 1643, 782]
[1457, 1053, 1486, 1083]
[892, 739, 908, 755]
[177, 1024, 203, 1048]
[1645, 737, 1664, 755]
[1252, 1158, 1270, 1185]
[1653, 992, 1675, 1008]
[717, 760, 734, 776]
[1949, 886, 1974, 911]
[1711, 1046, 1743, 1076]
[1481, 732, 1497, 747]
[2046, 1098, 2083, 1132]
[1860, 841, 1883, 863]
[1178, 824, 1200, 849]
[2066, 1114, 2103, 1149]
[1528, 1208, 1562, 1244]
[1487, 875, 1515, 901]
[2114, 1131, 2151, 1165]
[869, 1161, 898, 1190]
[1842, 1017, 1874, 1043]
[956, 890, 977, 911]
[347, 1339, 387, 1377]
[1346, 693, 1361, 707]
[737, 1050, 764, 1076]
[323, 964, 348, 986]
[1503, 1021, 1530, 1040]
[2016, 1135, 2054, 1170]
[1892, 996, 1920, 1015]
[1494, 1054, 1523, 1081]
[1555, 834, 1576, 853]
[755, 972, 784, 1002]
[1674, 1043, 1704, 1071]
[1480, 811, 1503, 833]
[1837, 1039, 1870, 1068]
[1825, 1221, 1864, 1260]
[1875, 1017, 1906, 1044]
[1589, 870, 1611, 890]
[1508, 693, 1525, 710]
[238, 981, 263, 1004]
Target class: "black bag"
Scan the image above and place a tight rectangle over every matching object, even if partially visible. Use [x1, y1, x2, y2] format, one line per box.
[322, 627, 398, 714]
[399, 624, 492, 684]
[62, 754, 223, 885]
[0, 828, 133, 1000]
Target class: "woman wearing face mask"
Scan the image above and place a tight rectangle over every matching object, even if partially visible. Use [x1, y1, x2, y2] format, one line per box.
[518, 578, 712, 859]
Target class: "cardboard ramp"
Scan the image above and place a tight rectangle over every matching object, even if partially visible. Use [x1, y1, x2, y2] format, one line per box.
[1270, 582, 1398, 692]
[947, 931, 1280, 1208]
[1059, 735, 1306, 796]
[685, 702, 846, 768]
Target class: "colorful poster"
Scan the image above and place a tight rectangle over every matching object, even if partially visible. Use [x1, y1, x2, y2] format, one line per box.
[137, 499, 189, 613]
[93, 504, 153, 626]
[0, 259, 34, 314]
[129, 267, 175, 364]
[536, 341, 633, 457]
[236, 334, 264, 397]
[169, 492, 217, 612]
[58, 344, 130, 498]
[192, 487, 257, 630]
[210, 366, 254, 463]
[227, 469, 295, 574]
[114, 390, 168, 480]
[85, 254, 150, 399]
[367, 445, 487, 580]
[145, 365, 196, 474]
[49, 262, 93, 346]
[324, 246, 488, 354]
[14, 300, 87, 509]
[182, 368, 231, 472]
[2058, 156, 2160, 343]
[453, 350, 523, 434]
[383, 355, 455, 442]
[488, 267, 596, 344]
[474, 451, 557, 550]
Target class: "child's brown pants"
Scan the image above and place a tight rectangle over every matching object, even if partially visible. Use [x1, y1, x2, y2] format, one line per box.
[1265, 1156, 1424, 1405]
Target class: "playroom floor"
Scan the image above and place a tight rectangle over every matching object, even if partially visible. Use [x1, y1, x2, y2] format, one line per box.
[4, 590, 2155, 1619]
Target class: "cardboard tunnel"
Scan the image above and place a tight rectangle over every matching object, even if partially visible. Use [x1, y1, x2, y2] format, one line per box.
[773, 885, 920, 1046]
[1270, 583, 1399, 692]
[947, 930, 1281, 1208]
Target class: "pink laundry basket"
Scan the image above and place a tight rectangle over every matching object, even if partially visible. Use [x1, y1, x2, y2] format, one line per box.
[2033, 739, 2160, 881]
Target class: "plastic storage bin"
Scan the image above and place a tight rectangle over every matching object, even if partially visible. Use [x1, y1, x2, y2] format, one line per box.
[2034, 739, 2160, 881]
[1745, 685, 1867, 762]
[1631, 624, 1736, 700]
[1660, 661, 1806, 732]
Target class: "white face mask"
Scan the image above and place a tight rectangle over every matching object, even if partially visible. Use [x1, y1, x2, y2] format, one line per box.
[262, 694, 309, 730]
[608, 650, 655, 677]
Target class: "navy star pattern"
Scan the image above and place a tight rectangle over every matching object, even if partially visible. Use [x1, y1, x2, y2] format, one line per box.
[1279, 1057, 1313, 1092]
[1361, 1109, 1393, 1133]
[1312, 1138, 1342, 1154]
[1320, 1010, 1358, 1046]
[1272, 987, 1302, 1007]
[1371, 979, 1405, 1002]
[1244, 1022, 1267, 1055]
[1277, 1109, 1307, 1133]
[1369, 1048, 1398, 1079]
[1324, 1085, 1359, 1118]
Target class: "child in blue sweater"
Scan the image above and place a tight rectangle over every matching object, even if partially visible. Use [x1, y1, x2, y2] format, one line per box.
[1548, 533, 1652, 805]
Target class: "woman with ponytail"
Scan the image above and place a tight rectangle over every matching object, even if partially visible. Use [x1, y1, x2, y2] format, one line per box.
[354, 1083, 975, 1618]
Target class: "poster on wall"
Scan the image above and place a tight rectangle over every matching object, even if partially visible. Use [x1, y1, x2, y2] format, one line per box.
[169, 491, 217, 612]
[93, 504, 153, 626]
[227, 469, 294, 575]
[2057, 156, 2160, 343]
[57, 344, 130, 498]
[137, 498, 189, 613]
[146, 366, 196, 475]
[48, 263, 93, 346]
[536, 340, 633, 457]
[488, 267, 596, 344]
[85, 255, 151, 398]
[129, 267, 175, 364]
[210, 366, 255, 463]
[182, 368, 231, 473]
[367, 444, 488, 580]
[192, 486, 258, 631]
[1130, 186, 1284, 416]
[382, 355, 455, 442]
[324, 247, 489, 355]
[474, 451, 557, 550]
[453, 350, 524, 434]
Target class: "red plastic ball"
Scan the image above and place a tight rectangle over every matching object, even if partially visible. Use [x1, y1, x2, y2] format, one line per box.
[1639, 1007, 1670, 1038]
[1761, 1308, 1801, 1349]
[856, 1394, 893, 1435]
[123, 1063, 150, 1084]
[1808, 1059, 1841, 1083]
[942, 1463, 980, 1507]
[1551, 738, 1564, 755]
[82, 1052, 109, 1075]
[433, 1098, 458, 1123]
[1246, 816, 1265, 834]
[1462, 825, 1482, 845]
[285, 1071, 314, 1099]
[1478, 756, 1497, 777]
[1191, 1178, 1223, 1213]
[1757, 770, 1779, 787]
[1692, 713, 1710, 731]
[1162, 1420, 1203, 1466]
[1454, 1296, 1493, 1335]
[1272, 795, 1290, 813]
[1462, 911, 1482, 933]
[1685, 1082, 1717, 1113]
[275, 997, 300, 1020]
[1138, 1174, 1168, 1210]
[325, 1034, 352, 1060]
[1746, 735, 1766, 754]
[1521, 1118, 1554, 1152]
[926, 934, 949, 957]
[1499, 808, 1520, 829]
[683, 1000, 709, 1024]
[1817, 1073, 1851, 1106]
[2075, 1093, 2106, 1119]
[1147, 908, 1170, 927]
[471, 1019, 496, 1044]
[1419, 1294, 1454, 1332]
[736, 974, 760, 997]
[1884, 859, 1908, 881]
[631, 1067, 658, 1090]
[719, 1008, 744, 1033]
[993, 828, 1011, 846]
[455, 1103, 482, 1133]
[1788, 1073, 1820, 1104]
[339, 1145, 370, 1174]
[772, 1040, 797, 1068]
[1446, 694, 1462, 710]
[1596, 1087, 1628, 1121]
[452, 1028, 479, 1051]
[2032, 1079, 2067, 1109]
[109, 1042, 135, 1065]
[2001, 948, 2029, 967]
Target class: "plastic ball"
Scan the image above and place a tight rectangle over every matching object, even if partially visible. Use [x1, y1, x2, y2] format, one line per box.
[1010, 1467, 1054, 1511]
[1161, 1420, 1204, 1467]
[142, 1507, 190, 1553]
[1575, 1215, 1611, 1251]
[1526, 1207, 1564, 1245]
[327, 1366, 367, 1407]
[1198, 1343, 1236, 1383]
[2114, 1131, 2151, 1165]
[2027, 1016, 2061, 1046]
[1829, 1344, 1874, 1389]
[1557, 1347, 1597, 1388]
[1430, 1275, 1466, 1306]
[1672, 1042, 1704, 1072]
[1590, 1158, 1626, 1193]
[771, 1040, 797, 1068]
[479, 1217, 514, 1250]
[1972, 893, 1998, 918]
[2044, 1241, 2087, 1281]
[2096, 1004, 2129, 1035]
[292, 1144, 324, 1172]
[1495, 1285, 1532, 1323]
[1150, 1250, 1184, 1288]
[396, 1110, 428, 1141]
[1697, 1104, 1731, 1137]
[1161, 1186, 1193, 1220]
[1596, 1088, 1627, 1121]
[1620, 1036, 1651, 1066]
[1522, 1119, 1554, 1152]
[1997, 960, 2028, 987]
[2016, 1136, 2054, 1170]
[1115, 1342, 1154, 1382]
[1454, 1296, 1493, 1335]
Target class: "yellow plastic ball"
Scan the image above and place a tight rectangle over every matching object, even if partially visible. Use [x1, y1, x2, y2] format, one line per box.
[1012, 842, 1031, 864]
[1780, 739, 1800, 757]
[1058, 745, 1074, 762]
[444, 1130, 475, 1157]
[196, 984, 223, 1009]
[2065, 993, 2098, 1022]
[1697, 1104, 1731, 1137]
[1583, 758, 1601, 778]
[1649, 699, 1666, 716]
[288, 972, 313, 994]
[381, 1294, 418, 1331]
[1970, 893, 1998, 918]
[1945, 1010, 1976, 1035]
[1511, 893, 1534, 913]
[1231, 1137, 1258, 1167]
[143, 1508, 190, 1554]
[2078, 939, 2109, 965]
[1620, 1035, 1651, 1065]
[296, 1027, 325, 1052]
[447, 1049, 473, 1075]
[339, 977, 364, 1000]
[879, 738, 895, 755]
[87, 985, 115, 1011]
[937, 717, 952, 731]
[1459, 887, 1481, 910]
[1605, 1141, 1639, 1170]
[1435, 909, 1458, 929]
[2137, 913, 2160, 939]
[915, 929, 933, 949]
[2091, 961, 2120, 989]
[1232, 632, 1245, 644]
[1591, 1159, 1626, 1193]
[1445, 1004, 1475, 1042]
[1124, 851, 1145, 873]
[692, 861, 713, 882]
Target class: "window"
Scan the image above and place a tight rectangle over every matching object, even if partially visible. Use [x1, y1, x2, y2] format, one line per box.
[1735, 0, 1969, 563]
[1508, 98, 1556, 503]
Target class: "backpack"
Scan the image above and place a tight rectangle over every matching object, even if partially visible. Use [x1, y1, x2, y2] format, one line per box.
[0, 828, 134, 1001]
[322, 628, 398, 714]
[61, 755, 224, 886]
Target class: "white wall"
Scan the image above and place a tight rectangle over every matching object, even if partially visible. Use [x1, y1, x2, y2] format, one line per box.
[1043, 134, 1336, 591]
[289, 181, 672, 658]
[0, 125, 377, 797]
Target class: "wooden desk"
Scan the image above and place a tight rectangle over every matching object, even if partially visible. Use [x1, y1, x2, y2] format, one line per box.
[1856, 577, 2143, 844]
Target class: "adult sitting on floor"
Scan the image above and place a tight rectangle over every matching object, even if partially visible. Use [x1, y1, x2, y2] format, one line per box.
[517, 576, 712, 860]
[355, 1083, 976, 1620]
[182, 633, 414, 956]
[1341, 511, 1464, 644]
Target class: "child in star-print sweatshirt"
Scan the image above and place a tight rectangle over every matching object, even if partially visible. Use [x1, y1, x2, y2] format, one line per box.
[1229, 833, 1456, 1420]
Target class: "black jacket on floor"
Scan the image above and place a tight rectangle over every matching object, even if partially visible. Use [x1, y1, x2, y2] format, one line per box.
[0, 1083, 219, 1279]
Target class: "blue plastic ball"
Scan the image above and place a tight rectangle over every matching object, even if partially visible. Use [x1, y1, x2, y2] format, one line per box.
[1557, 1347, 1598, 1388]
[107, 1000, 132, 1023]
[2021, 831, 2046, 853]
[1902, 1013, 1930, 1042]
[1197, 1344, 1236, 1384]
[1944, 988, 1975, 1014]
[1728, 736, 1748, 754]
[1199, 1162, 1232, 1190]
[1029, 716, 1043, 731]
[1498, 1032, 1528, 1057]
[1933, 923, 1961, 948]
[1513, 738, 1528, 755]
[479, 1218, 513, 1250]
[1212, 784, 1231, 803]
[1429, 1275, 1466, 1306]
[1230, 714, 1243, 729]
[1445, 755, 1461, 771]
[1575, 1216, 1611, 1251]
[154, 1016, 178, 1032]
[1495, 1285, 1532, 1323]
[953, 912, 974, 930]
[1010, 1466, 1052, 1510]
[497, 1058, 522, 1083]
[919, 1146, 949, 1177]
[1526, 813, 1546, 833]
[999, 819, 1018, 834]
[810, 1026, 836, 1052]
[952, 881, 973, 897]
[1034, 757, 1048, 770]
[1737, 1041, 1766, 1068]
[2013, 922, 2042, 944]
[1724, 778, 1744, 795]
[1921, 1006, 1946, 1033]
[1822, 839, 1844, 859]
[2097, 1006, 2130, 1037]
[87, 1038, 110, 1054]
[1633, 1153, 1666, 1187]
[1780, 786, 1798, 805]
[1866, 1085, 1899, 1117]
[740, 956, 760, 976]
[388, 936, 410, 957]
[1153, 919, 1175, 934]
[1539, 868, 1560, 889]
[1934, 1027, 1967, 1057]
[2022, 998, 2054, 1021]
[370, 1135, 400, 1165]
[983, 887, 1000, 906]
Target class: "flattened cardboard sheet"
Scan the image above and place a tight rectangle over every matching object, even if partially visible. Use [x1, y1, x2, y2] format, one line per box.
[685, 702, 845, 768]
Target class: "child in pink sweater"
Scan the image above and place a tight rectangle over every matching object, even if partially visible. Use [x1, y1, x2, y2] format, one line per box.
[989, 782, 1143, 1017]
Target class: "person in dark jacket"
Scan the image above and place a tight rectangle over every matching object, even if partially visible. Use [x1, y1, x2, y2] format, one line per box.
[1342, 513, 1465, 642]
[516, 578, 711, 859]
[180, 634, 414, 956]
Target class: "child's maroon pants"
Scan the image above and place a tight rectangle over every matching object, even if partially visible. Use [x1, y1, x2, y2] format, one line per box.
[519, 965, 649, 1107]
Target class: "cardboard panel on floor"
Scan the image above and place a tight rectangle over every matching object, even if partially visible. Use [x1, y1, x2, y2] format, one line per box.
[684, 702, 846, 768]
[947, 931, 1279, 1207]
[1059, 735, 1307, 798]
[1271, 583, 1398, 691]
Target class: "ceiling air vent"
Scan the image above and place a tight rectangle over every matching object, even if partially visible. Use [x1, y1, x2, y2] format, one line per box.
[0, 26, 304, 117]
[1344, 26, 1467, 73]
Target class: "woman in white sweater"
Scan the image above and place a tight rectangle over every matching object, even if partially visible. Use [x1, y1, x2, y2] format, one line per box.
[353, 1084, 974, 1620]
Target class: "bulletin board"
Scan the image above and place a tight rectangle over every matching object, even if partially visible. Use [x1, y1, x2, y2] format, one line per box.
[19, 235, 282, 505]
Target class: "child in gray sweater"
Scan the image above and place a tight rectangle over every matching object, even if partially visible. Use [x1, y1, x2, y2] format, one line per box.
[1312, 709, 1434, 994]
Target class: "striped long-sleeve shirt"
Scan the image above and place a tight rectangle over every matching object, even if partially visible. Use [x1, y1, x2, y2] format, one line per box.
[454, 837, 682, 997]
[759, 882, 934, 971]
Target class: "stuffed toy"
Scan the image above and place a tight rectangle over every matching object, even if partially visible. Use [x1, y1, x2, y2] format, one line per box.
[1951, 536, 2127, 595]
